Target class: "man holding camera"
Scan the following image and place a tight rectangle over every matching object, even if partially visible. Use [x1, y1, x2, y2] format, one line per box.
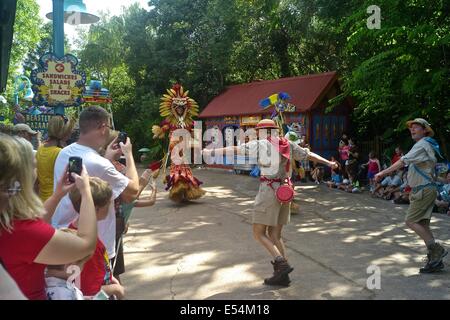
[52, 106, 140, 264]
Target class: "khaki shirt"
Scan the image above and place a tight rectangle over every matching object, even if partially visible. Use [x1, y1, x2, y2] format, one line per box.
[239, 140, 309, 179]
[401, 138, 436, 189]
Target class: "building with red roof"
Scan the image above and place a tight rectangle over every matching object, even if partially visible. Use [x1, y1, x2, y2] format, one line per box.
[198, 71, 353, 160]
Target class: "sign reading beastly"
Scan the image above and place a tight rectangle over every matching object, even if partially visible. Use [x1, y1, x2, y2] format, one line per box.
[31, 53, 86, 108]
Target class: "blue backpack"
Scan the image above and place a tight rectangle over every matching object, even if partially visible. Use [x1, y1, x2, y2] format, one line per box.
[424, 137, 444, 160]
[411, 138, 447, 193]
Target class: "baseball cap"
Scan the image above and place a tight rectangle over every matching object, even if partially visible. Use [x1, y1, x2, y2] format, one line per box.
[13, 124, 37, 135]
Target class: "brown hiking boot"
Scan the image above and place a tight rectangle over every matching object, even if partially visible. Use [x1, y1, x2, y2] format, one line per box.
[420, 253, 445, 273]
[428, 243, 448, 268]
[263, 258, 294, 286]
[264, 273, 291, 286]
[270, 258, 294, 274]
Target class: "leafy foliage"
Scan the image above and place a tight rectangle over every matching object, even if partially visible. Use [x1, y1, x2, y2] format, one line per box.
[6, 0, 449, 157]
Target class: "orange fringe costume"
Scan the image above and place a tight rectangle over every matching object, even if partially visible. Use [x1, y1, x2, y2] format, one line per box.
[152, 84, 206, 203]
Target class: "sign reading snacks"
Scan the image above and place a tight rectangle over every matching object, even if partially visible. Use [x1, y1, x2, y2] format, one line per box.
[31, 53, 86, 108]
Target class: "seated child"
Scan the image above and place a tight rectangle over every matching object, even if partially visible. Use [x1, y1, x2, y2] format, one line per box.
[373, 171, 402, 198]
[393, 184, 411, 205]
[68, 177, 125, 300]
[435, 172, 450, 214]
[327, 171, 342, 188]
[350, 180, 362, 193]
[311, 163, 325, 184]
[337, 178, 352, 192]
[381, 170, 403, 200]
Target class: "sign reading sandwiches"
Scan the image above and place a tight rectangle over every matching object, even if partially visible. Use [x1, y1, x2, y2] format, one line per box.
[31, 53, 86, 108]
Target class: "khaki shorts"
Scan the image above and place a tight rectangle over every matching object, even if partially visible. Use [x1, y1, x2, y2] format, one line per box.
[253, 183, 291, 226]
[406, 187, 437, 223]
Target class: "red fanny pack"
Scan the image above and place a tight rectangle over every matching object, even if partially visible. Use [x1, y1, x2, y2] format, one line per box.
[276, 178, 294, 203]
[260, 177, 295, 204]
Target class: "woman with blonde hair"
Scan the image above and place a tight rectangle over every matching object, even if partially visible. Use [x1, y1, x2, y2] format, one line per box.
[0, 133, 98, 300]
[36, 115, 75, 201]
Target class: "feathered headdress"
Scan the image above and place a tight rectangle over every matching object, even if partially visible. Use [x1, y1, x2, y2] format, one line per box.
[160, 84, 199, 129]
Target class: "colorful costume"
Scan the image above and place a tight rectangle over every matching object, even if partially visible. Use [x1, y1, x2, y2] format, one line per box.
[152, 84, 205, 203]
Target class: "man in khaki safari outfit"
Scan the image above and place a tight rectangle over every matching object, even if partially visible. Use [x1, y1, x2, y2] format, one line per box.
[375, 118, 447, 273]
[203, 119, 337, 286]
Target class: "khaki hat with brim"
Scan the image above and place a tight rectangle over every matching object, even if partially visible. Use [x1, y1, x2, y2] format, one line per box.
[13, 123, 37, 135]
[406, 118, 434, 137]
[256, 119, 278, 130]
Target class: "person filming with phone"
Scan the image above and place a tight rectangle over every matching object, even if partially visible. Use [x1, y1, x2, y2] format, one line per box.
[52, 106, 140, 270]
[0, 133, 98, 300]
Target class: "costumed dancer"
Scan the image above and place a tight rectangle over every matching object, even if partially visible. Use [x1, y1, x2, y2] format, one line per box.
[203, 119, 338, 286]
[152, 84, 206, 203]
[261, 93, 303, 213]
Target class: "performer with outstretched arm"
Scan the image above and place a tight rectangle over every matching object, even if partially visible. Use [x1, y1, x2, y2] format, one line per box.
[203, 119, 338, 286]
[375, 118, 447, 273]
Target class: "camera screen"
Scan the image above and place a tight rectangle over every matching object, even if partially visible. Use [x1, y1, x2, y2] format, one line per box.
[69, 158, 81, 174]
[69, 159, 77, 171]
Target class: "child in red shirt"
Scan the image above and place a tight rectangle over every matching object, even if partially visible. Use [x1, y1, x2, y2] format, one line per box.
[68, 177, 125, 299]
[362, 151, 381, 193]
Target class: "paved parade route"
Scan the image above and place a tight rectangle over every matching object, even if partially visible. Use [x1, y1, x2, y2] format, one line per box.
[122, 168, 450, 300]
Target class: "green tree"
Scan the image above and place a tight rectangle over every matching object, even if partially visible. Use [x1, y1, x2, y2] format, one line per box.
[23, 22, 53, 74]
[5, 0, 43, 106]
[331, 0, 450, 156]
